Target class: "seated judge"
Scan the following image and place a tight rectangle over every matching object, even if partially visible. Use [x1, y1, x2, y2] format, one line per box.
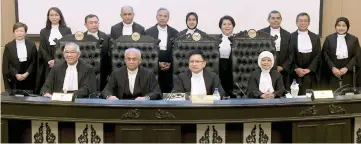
[247, 51, 286, 99]
[84, 14, 111, 90]
[40, 42, 96, 98]
[173, 50, 225, 96]
[322, 17, 360, 91]
[178, 12, 206, 36]
[2, 22, 37, 91]
[102, 48, 162, 100]
[110, 6, 145, 39]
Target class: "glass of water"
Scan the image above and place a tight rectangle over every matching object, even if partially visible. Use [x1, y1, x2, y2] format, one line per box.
[306, 89, 313, 97]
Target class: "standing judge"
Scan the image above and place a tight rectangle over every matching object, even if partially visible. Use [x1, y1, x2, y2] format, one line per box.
[40, 43, 96, 98]
[36, 7, 72, 94]
[110, 6, 145, 39]
[84, 14, 111, 90]
[260, 10, 292, 90]
[247, 51, 286, 99]
[322, 17, 360, 90]
[178, 12, 206, 36]
[2, 22, 37, 91]
[289, 13, 321, 95]
[173, 50, 225, 96]
[102, 48, 162, 100]
[145, 8, 179, 93]
[218, 15, 235, 97]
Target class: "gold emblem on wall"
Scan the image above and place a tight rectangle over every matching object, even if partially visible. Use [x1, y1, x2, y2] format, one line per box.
[74, 31, 84, 40]
[192, 32, 201, 41]
[131, 32, 141, 41]
[247, 29, 257, 38]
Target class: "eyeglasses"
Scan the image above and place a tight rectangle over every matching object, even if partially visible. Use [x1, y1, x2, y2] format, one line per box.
[189, 60, 204, 64]
[63, 51, 77, 55]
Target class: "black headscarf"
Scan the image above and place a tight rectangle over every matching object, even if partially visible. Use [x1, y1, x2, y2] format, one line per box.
[335, 17, 350, 33]
[186, 12, 198, 30]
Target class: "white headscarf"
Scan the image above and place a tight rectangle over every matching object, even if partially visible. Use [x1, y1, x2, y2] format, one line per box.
[258, 51, 275, 94]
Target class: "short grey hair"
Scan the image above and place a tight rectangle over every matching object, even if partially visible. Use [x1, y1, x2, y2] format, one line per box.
[121, 5, 134, 13]
[64, 42, 81, 53]
[157, 7, 169, 16]
[124, 48, 142, 58]
[268, 10, 282, 19]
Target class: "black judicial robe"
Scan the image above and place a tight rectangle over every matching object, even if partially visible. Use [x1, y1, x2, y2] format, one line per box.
[40, 59, 96, 98]
[2, 39, 37, 91]
[260, 26, 292, 90]
[145, 24, 179, 93]
[246, 69, 286, 98]
[289, 30, 321, 95]
[36, 26, 72, 94]
[322, 33, 360, 90]
[217, 34, 235, 97]
[173, 68, 226, 96]
[102, 66, 162, 100]
[84, 30, 111, 91]
[110, 22, 145, 40]
[357, 46, 361, 87]
[178, 28, 206, 36]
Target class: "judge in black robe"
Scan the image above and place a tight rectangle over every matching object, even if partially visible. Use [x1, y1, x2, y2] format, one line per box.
[173, 50, 225, 97]
[247, 51, 286, 98]
[36, 7, 72, 94]
[357, 46, 361, 87]
[110, 6, 145, 39]
[84, 14, 112, 91]
[40, 43, 96, 98]
[289, 13, 321, 95]
[145, 8, 179, 93]
[178, 12, 206, 36]
[102, 48, 161, 100]
[322, 17, 360, 91]
[260, 10, 292, 90]
[217, 15, 236, 97]
[2, 22, 37, 91]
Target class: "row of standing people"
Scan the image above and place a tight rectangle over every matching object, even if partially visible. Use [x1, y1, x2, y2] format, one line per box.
[3, 6, 361, 97]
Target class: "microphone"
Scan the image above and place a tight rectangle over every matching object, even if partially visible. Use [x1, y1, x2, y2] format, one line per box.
[235, 82, 247, 98]
[165, 90, 176, 101]
[353, 66, 357, 93]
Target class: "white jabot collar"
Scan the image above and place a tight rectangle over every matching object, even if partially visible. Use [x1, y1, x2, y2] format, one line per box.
[16, 39, 27, 62]
[297, 30, 312, 53]
[16, 39, 25, 43]
[127, 68, 138, 75]
[336, 34, 348, 59]
[51, 24, 59, 28]
[186, 29, 196, 35]
[191, 70, 203, 78]
[123, 22, 134, 27]
[157, 25, 167, 31]
[270, 27, 280, 32]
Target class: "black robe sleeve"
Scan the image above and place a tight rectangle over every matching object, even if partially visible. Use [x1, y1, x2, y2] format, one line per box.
[74, 66, 96, 98]
[2, 45, 16, 89]
[273, 73, 286, 97]
[146, 71, 162, 100]
[172, 75, 185, 93]
[322, 36, 335, 69]
[40, 67, 56, 95]
[247, 71, 263, 98]
[345, 38, 359, 70]
[101, 71, 116, 98]
[110, 26, 117, 40]
[38, 29, 53, 63]
[308, 37, 321, 73]
[26, 43, 38, 75]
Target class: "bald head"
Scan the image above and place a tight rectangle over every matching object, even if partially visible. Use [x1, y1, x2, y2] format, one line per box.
[121, 5, 134, 24]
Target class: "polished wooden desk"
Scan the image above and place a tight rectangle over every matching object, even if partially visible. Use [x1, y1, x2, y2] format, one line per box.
[2, 95, 361, 143]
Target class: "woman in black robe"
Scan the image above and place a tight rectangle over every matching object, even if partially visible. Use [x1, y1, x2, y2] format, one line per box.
[322, 17, 360, 91]
[247, 51, 286, 98]
[2, 22, 37, 92]
[218, 15, 235, 97]
[178, 12, 206, 36]
[36, 7, 72, 93]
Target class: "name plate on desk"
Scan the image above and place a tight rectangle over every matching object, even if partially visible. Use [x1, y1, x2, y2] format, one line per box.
[52, 93, 74, 102]
[191, 95, 214, 104]
[312, 90, 334, 100]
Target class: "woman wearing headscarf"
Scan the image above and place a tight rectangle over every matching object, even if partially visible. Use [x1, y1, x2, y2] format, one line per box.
[178, 12, 206, 36]
[218, 15, 235, 97]
[322, 17, 360, 91]
[247, 51, 286, 98]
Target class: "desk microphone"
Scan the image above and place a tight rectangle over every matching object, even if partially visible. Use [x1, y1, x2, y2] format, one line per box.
[165, 90, 176, 101]
[235, 83, 247, 98]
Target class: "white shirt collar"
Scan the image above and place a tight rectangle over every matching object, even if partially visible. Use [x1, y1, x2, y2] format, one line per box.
[190, 70, 207, 96]
[123, 22, 134, 27]
[270, 27, 280, 32]
[157, 25, 167, 31]
[298, 30, 308, 35]
[186, 29, 196, 35]
[88, 31, 98, 35]
[16, 39, 25, 43]
[67, 61, 78, 68]
[191, 70, 203, 77]
[16, 39, 27, 62]
[128, 68, 138, 75]
[51, 24, 59, 28]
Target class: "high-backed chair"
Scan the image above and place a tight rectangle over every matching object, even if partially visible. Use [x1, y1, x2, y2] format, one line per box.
[54, 33, 102, 92]
[232, 30, 277, 98]
[110, 35, 160, 74]
[172, 33, 220, 75]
